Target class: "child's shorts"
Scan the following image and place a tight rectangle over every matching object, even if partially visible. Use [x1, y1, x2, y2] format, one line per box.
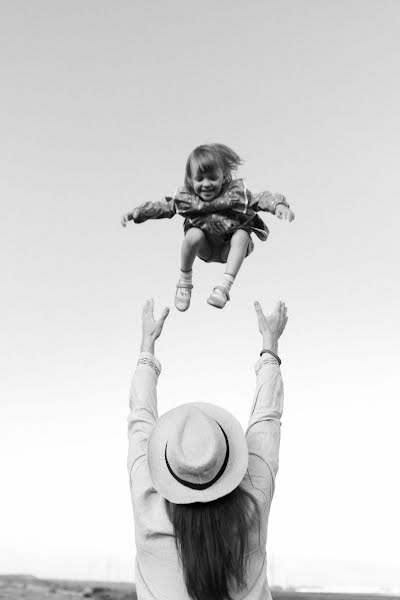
[200, 231, 254, 264]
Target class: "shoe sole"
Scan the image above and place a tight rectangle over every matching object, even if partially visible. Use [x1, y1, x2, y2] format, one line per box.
[207, 297, 226, 309]
[175, 302, 190, 312]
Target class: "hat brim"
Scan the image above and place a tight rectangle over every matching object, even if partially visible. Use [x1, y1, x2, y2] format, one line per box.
[147, 402, 249, 504]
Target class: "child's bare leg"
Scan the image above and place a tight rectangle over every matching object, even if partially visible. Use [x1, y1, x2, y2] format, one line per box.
[207, 229, 250, 309]
[225, 229, 250, 277]
[181, 227, 209, 271]
[175, 228, 209, 312]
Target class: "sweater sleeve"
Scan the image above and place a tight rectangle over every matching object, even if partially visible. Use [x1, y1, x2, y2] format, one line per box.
[127, 352, 161, 484]
[125, 197, 177, 224]
[252, 191, 289, 213]
[174, 190, 248, 216]
[245, 355, 284, 503]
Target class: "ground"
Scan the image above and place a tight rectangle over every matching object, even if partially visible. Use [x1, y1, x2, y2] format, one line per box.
[1, 575, 398, 600]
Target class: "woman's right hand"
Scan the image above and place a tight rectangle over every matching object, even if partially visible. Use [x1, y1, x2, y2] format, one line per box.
[254, 300, 288, 353]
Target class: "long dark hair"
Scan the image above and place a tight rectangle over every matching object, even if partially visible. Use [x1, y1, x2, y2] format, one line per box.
[184, 143, 244, 193]
[166, 485, 260, 600]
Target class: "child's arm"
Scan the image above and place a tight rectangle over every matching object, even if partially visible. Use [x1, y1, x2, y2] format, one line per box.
[252, 191, 295, 222]
[121, 197, 177, 227]
[174, 193, 247, 217]
[121, 182, 253, 226]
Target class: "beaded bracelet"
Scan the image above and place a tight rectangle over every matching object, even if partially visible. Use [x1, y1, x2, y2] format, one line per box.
[259, 349, 281, 365]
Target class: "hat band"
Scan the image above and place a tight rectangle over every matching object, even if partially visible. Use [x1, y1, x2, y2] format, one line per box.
[164, 422, 230, 491]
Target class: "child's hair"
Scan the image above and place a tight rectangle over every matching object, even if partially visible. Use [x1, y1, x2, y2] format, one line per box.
[184, 144, 244, 193]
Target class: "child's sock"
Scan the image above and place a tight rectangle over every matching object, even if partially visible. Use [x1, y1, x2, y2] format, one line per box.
[218, 273, 235, 294]
[179, 269, 193, 285]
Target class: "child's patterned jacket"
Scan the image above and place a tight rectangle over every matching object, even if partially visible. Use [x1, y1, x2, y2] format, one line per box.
[125, 179, 289, 242]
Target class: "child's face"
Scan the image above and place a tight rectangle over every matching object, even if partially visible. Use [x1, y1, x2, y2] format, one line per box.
[191, 166, 224, 202]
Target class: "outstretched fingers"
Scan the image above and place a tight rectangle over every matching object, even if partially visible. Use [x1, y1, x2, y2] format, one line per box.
[158, 306, 170, 325]
[254, 301, 264, 317]
[254, 300, 266, 330]
[142, 299, 149, 317]
[143, 298, 170, 327]
[280, 302, 288, 332]
[142, 298, 154, 317]
[254, 299, 289, 340]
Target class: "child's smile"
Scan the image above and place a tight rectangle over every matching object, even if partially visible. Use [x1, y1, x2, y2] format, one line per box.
[192, 167, 224, 202]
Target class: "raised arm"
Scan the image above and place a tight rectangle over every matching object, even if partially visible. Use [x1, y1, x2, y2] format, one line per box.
[121, 197, 176, 227]
[127, 299, 170, 483]
[246, 301, 288, 501]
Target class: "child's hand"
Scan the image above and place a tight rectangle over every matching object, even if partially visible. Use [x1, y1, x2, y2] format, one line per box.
[275, 204, 295, 222]
[121, 209, 140, 227]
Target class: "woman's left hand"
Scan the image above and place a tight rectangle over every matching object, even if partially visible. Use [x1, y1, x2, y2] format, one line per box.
[140, 298, 170, 354]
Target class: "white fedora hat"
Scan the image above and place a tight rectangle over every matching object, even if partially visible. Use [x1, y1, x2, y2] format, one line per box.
[147, 402, 249, 504]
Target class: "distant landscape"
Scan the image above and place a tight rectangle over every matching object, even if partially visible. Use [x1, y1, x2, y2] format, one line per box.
[1, 575, 399, 600]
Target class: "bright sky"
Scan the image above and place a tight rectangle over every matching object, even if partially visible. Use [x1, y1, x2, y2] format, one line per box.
[1, 0, 400, 591]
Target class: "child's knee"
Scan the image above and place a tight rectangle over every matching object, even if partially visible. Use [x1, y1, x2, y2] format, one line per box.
[231, 229, 250, 248]
[184, 228, 205, 246]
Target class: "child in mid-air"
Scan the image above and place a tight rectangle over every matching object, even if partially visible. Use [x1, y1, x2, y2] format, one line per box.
[121, 143, 294, 311]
